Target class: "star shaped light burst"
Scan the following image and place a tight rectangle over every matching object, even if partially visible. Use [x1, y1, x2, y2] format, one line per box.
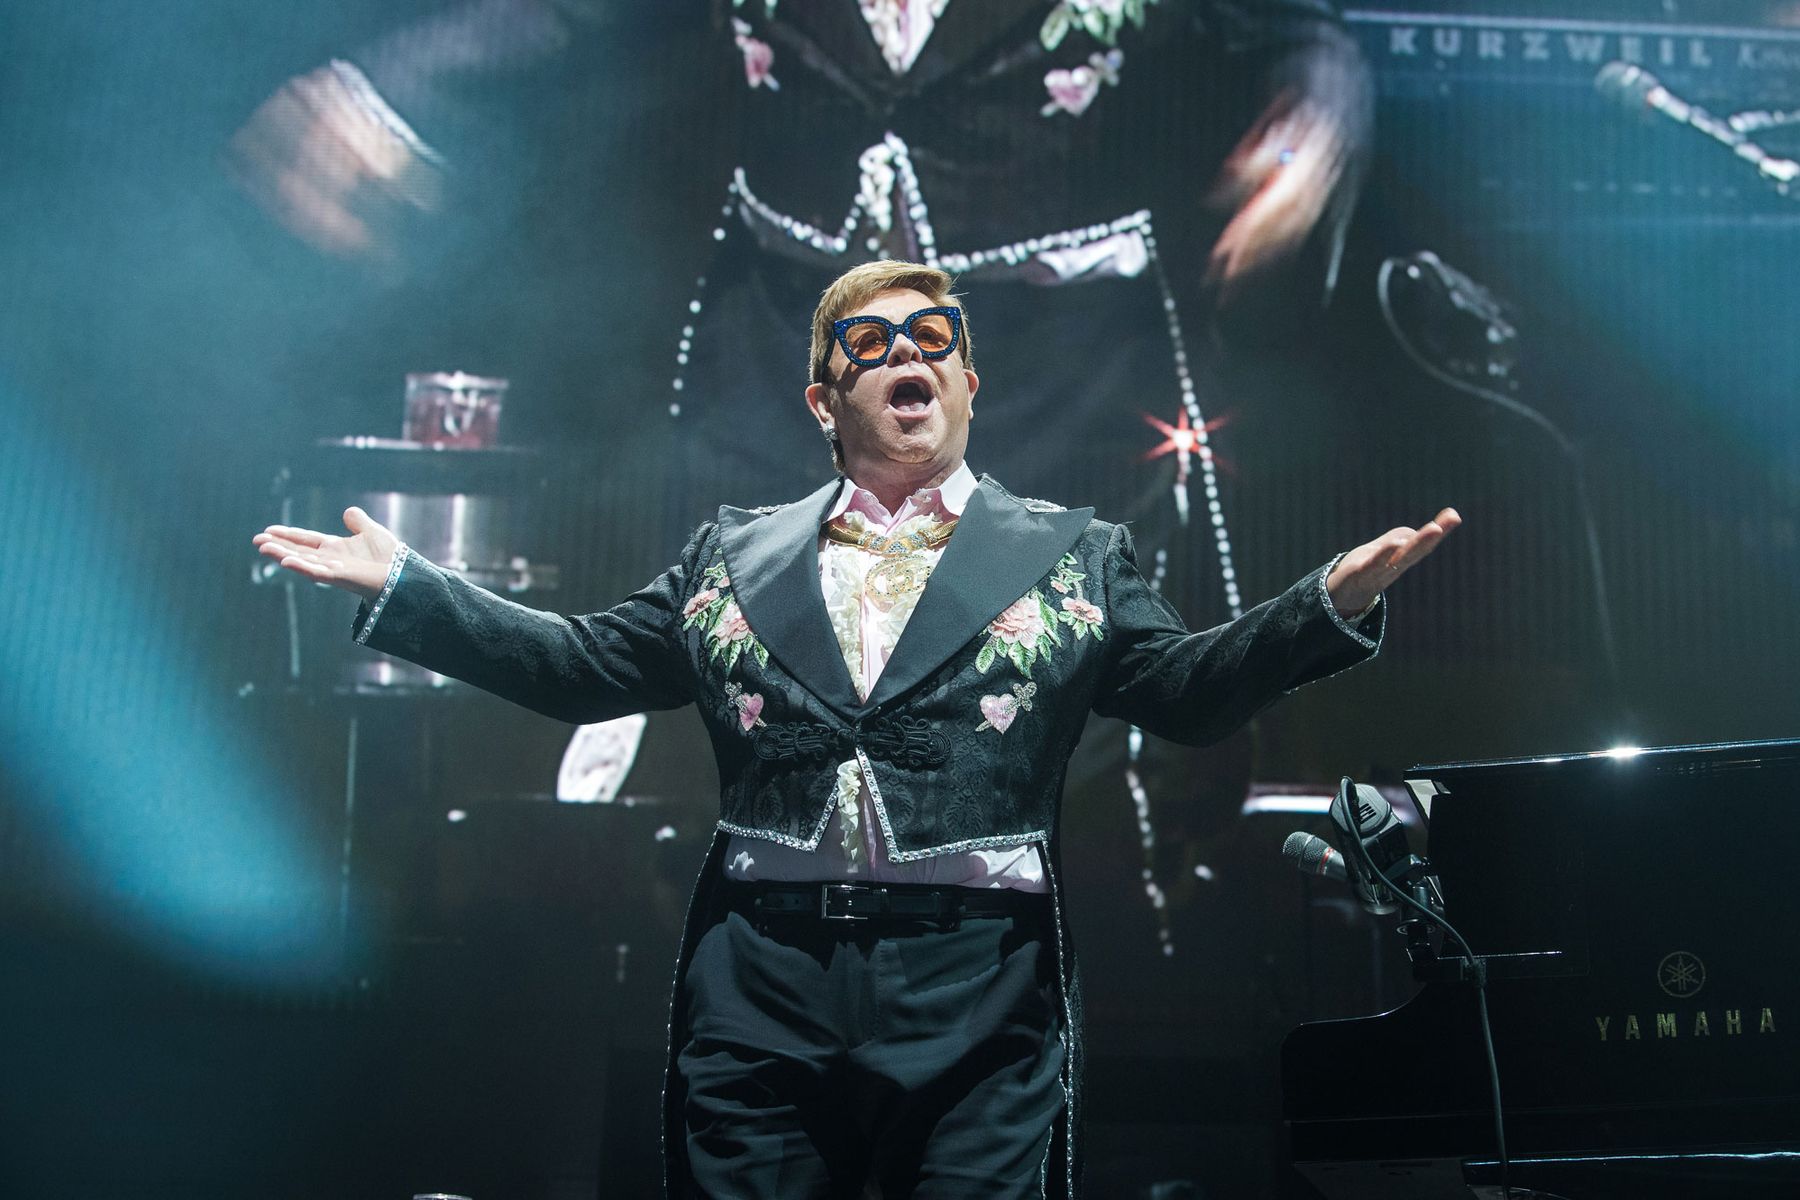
[1141, 409, 1231, 523]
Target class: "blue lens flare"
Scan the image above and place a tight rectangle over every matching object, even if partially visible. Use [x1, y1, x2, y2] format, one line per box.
[0, 381, 344, 984]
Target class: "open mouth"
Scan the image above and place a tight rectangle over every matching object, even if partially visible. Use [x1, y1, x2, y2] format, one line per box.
[888, 379, 934, 415]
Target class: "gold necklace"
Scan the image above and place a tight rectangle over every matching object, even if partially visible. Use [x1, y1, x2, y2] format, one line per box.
[823, 516, 958, 607]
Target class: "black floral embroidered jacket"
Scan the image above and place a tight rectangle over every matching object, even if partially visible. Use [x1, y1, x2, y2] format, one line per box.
[354, 474, 1380, 860]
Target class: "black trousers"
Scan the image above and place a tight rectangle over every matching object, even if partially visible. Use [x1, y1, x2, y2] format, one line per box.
[678, 894, 1066, 1199]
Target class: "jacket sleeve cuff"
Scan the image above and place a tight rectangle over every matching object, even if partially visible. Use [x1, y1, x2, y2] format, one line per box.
[352, 542, 412, 645]
[328, 59, 446, 167]
[1317, 550, 1384, 653]
[1317, 554, 1382, 658]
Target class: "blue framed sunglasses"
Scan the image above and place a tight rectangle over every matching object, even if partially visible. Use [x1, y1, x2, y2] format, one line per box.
[831, 306, 963, 370]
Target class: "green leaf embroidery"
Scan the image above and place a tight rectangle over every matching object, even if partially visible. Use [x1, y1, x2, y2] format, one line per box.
[686, 558, 770, 676]
[976, 639, 998, 674]
[1042, 0, 1161, 54]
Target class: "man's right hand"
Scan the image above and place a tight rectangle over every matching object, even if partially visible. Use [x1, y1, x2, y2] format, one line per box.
[254, 507, 399, 602]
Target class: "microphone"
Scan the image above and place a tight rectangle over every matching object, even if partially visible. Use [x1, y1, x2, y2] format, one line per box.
[1403, 251, 1513, 339]
[1281, 831, 1347, 884]
[1595, 62, 1800, 192]
[1377, 250, 1517, 392]
[1328, 779, 1412, 916]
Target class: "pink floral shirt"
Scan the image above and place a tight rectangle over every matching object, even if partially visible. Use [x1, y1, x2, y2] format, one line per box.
[724, 462, 1048, 891]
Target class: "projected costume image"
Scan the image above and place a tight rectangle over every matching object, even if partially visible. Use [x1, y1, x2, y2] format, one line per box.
[664, 0, 1370, 609]
[233, 0, 1376, 969]
[255, 259, 1456, 1197]
[233, 0, 1371, 624]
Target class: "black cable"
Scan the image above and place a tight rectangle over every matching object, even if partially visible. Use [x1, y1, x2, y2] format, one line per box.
[1340, 779, 1512, 1199]
[1376, 257, 1625, 728]
[1473, 985, 1509, 1198]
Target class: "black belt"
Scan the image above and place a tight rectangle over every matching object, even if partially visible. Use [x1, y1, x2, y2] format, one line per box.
[730, 880, 1047, 924]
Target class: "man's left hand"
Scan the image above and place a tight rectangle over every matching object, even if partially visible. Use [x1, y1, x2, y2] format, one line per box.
[1326, 508, 1462, 618]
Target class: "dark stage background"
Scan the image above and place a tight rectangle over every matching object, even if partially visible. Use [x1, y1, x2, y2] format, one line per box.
[3, 2, 1798, 1197]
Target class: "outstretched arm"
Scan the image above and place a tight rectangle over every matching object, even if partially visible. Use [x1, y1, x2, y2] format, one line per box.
[1094, 507, 1459, 745]
[252, 507, 702, 723]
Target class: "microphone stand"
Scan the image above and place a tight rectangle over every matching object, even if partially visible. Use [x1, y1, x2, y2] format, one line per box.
[1336, 778, 1511, 1195]
[1597, 62, 1800, 198]
[1387, 856, 1485, 986]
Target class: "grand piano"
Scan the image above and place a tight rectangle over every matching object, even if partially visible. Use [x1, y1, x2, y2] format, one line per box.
[1281, 740, 1800, 1198]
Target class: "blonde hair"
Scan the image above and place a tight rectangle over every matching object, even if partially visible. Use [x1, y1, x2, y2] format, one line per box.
[808, 260, 973, 386]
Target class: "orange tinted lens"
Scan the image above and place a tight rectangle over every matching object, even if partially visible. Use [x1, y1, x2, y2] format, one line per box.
[844, 321, 891, 361]
[909, 313, 954, 353]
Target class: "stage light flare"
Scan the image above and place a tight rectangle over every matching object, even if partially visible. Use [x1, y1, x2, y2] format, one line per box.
[1141, 409, 1233, 489]
[0, 383, 343, 986]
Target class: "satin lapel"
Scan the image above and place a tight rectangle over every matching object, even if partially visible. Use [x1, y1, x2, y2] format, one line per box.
[863, 477, 1093, 712]
[718, 479, 862, 718]
[905, 0, 1048, 92]
[760, 4, 891, 110]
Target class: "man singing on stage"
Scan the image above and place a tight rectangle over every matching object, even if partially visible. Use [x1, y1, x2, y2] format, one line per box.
[255, 260, 1456, 1198]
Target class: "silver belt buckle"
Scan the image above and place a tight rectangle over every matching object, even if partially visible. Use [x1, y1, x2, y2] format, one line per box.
[821, 883, 883, 920]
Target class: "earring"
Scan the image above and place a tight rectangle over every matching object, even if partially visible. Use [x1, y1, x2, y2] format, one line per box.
[821, 423, 837, 440]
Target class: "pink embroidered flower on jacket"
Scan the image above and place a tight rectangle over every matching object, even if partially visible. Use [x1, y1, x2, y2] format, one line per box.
[682, 587, 720, 620]
[1040, 49, 1123, 119]
[989, 596, 1048, 646]
[711, 600, 752, 645]
[684, 557, 769, 673]
[732, 19, 780, 91]
[1061, 596, 1103, 625]
[1042, 66, 1102, 117]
